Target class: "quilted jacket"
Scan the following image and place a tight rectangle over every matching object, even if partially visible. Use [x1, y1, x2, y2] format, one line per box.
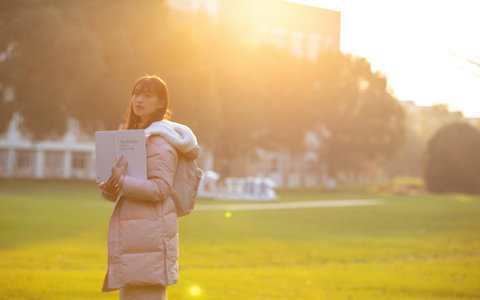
[99, 136, 182, 291]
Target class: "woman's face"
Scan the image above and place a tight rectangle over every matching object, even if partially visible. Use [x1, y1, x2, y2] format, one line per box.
[132, 84, 163, 121]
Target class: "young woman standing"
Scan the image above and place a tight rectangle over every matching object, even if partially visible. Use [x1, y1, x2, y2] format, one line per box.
[98, 75, 200, 300]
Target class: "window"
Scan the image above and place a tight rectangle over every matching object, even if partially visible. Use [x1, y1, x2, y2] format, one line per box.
[272, 27, 287, 49]
[71, 152, 91, 179]
[291, 31, 305, 57]
[306, 158, 317, 173]
[16, 150, 35, 169]
[270, 157, 279, 173]
[259, 25, 270, 43]
[45, 151, 63, 169]
[15, 150, 36, 177]
[290, 159, 301, 172]
[0, 149, 8, 175]
[72, 152, 88, 170]
[307, 33, 323, 60]
[45, 151, 64, 178]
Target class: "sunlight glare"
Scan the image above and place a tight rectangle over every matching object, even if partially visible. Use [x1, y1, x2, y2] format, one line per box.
[189, 285, 201, 296]
[286, 0, 480, 117]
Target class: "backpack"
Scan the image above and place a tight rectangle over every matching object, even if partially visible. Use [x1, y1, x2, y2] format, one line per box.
[145, 120, 203, 217]
[170, 153, 203, 217]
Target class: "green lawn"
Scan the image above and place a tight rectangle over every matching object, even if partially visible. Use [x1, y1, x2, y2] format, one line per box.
[0, 180, 479, 299]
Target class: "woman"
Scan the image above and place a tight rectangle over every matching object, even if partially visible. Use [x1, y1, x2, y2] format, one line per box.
[98, 75, 200, 299]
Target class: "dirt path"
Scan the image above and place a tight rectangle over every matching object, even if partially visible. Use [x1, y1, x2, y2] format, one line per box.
[195, 199, 384, 211]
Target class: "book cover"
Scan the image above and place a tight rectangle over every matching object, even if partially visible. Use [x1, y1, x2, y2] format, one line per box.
[94, 129, 147, 183]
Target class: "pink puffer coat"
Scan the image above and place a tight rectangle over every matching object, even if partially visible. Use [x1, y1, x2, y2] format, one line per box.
[98, 135, 181, 292]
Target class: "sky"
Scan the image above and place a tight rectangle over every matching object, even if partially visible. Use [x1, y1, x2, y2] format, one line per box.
[287, 0, 480, 117]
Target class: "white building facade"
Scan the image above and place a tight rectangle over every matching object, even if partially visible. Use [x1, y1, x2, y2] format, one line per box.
[0, 114, 95, 180]
[0, 114, 214, 182]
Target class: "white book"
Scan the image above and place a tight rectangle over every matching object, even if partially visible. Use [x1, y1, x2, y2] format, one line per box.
[94, 129, 147, 183]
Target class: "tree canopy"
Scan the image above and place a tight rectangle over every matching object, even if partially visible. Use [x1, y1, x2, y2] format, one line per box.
[0, 0, 216, 141]
[384, 103, 466, 178]
[1, 0, 407, 180]
[311, 52, 406, 177]
[423, 122, 480, 194]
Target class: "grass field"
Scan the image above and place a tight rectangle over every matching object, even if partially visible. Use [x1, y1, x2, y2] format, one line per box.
[0, 180, 479, 300]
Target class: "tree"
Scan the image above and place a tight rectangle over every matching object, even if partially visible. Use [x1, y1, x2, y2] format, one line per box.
[205, 40, 315, 178]
[383, 127, 423, 178]
[384, 102, 467, 178]
[0, 0, 217, 142]
[307, 52, 406, 179]
[1, 2, 406, 185]
[423, 122, 480, 194]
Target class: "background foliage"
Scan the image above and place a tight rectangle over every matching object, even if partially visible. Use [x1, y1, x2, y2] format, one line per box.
[423, 122, 480, 194]
[0, 0, 407, 179]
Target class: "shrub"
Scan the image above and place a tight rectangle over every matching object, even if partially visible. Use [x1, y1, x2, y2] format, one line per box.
[423, 122, 480, 194]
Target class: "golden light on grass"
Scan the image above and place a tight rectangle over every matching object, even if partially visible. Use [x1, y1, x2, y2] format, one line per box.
[189, 285, 201, 297]
[453, 195, 473, 203]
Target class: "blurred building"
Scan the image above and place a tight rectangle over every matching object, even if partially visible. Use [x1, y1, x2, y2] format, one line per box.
[222, 141, 327, 188]
[169, 0, 341, 59]
[167, 0, 218, 16]
[218, 0, 340, 59]
[0, 114, 213, 181]
[0, 114, 96, 180]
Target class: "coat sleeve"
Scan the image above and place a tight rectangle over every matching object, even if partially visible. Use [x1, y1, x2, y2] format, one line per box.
[119, 136, 178, 202]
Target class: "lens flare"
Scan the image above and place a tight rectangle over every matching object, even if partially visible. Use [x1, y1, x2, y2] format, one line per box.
[189, 285, 201, 296]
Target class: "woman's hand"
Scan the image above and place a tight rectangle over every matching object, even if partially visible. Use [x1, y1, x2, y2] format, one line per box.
[100, 180, 116, 197]
[106, 155, 128, 192]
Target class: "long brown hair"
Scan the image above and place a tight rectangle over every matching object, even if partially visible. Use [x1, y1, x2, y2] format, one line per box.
[124, 75, 172, 129]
